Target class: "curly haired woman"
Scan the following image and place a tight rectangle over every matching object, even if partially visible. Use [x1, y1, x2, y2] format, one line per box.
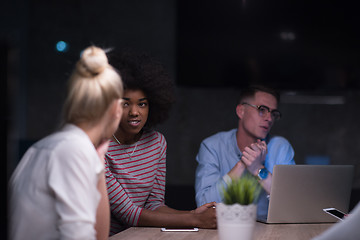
[105, 50, 216, 235]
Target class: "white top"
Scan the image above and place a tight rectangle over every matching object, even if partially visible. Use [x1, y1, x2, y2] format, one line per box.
[312, 202, 360, 240]
[9, 124, 104, 240]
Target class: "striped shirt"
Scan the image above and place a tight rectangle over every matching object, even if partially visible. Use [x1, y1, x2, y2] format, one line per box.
[105, 130, 167, 235]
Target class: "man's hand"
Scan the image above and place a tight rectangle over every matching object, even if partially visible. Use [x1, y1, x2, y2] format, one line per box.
[241, 140, 267, 176]
[227, 160, 246, 180]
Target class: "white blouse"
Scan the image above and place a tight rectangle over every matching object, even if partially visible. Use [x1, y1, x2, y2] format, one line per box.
[9, 124, 104, 240]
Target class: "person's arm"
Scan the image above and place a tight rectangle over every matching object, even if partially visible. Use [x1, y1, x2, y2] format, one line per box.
[143, 134, 167, 210]
[143, 134, 217, 228]
[195, 142, 229, 207]
[104, 134, 169, 227]
[104, 158, 143, 226]
[227, 160, 246, 180]
[241, 140, 272, 193]
[95, 172, 110, 240]
[243, 137, 295, 194]
[149, 202, 216, 214]
[141, 135, 217, 229]
[49, 144, 102, 240]
[138, 203, 217, 228]
[95, 141, 110, 240]
[105, 155, 217, 229]
[257, 172, 272, 194]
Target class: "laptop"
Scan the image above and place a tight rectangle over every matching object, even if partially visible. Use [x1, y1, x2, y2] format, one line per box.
[257, 165, 354, 223]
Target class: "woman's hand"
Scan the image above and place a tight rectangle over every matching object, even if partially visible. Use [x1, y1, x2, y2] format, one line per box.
[193, 202, 217, 214]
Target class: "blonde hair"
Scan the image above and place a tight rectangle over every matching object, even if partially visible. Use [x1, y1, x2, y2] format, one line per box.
[62, 46, 123, 124]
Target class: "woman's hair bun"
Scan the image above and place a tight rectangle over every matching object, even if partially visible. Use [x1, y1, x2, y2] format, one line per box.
[77, 46, 109, 77]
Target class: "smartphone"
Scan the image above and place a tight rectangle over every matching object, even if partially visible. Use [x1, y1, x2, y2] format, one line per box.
[161, 228, 199, 232]
[323, 208, 347, 221]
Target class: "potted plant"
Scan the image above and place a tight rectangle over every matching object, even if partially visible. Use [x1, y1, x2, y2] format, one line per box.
[216, 173, 262, 240]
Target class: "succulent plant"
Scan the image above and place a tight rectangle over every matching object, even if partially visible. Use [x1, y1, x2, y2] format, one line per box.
[222, 173, 262, 205]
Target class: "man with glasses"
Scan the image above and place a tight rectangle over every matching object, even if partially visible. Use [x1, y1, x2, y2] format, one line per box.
[195, 85, 295, 218]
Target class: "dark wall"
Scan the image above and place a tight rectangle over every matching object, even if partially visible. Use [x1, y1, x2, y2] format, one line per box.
[177, 0, 360, 90]
[24, 0, 176, 140]
[0, 40, 10, 240]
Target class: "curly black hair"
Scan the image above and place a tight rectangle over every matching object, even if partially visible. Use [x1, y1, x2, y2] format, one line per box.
[108, 49, 175, 128]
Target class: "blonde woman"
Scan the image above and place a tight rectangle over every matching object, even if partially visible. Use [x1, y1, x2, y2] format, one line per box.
[9, 46, 123, 240]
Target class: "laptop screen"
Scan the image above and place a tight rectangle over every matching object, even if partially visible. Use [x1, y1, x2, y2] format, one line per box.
[260, 165, 354, 223]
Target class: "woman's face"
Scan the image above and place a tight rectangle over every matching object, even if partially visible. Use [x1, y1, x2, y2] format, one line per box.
[117, 89, 149, 141]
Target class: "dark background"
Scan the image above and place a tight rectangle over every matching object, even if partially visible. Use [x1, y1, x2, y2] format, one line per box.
[2, 0, 360, 238]
[178, 0, 360, 90]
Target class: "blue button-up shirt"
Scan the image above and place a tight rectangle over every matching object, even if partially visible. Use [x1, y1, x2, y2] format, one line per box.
[195, 129, 295, 218]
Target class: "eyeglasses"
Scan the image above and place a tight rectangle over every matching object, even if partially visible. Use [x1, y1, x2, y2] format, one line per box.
[241, 102, 282, 121]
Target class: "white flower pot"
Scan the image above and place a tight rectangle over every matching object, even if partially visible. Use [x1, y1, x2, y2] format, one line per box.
[216, 203, 257, 240]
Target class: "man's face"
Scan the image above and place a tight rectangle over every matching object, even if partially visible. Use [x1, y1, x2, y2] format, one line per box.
[237, 91, 278, 140]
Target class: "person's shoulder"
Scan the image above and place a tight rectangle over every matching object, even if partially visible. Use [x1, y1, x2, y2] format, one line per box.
[154, 129, 165, 138]
[202, 129, 236, 144]
[38, 125, 92, 153]
[144, 129, 164, 138]
[267, 135, 292, 148]
[143, 129, 167, 143]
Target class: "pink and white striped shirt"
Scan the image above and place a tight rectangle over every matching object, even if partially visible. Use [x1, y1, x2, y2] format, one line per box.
[105, 130, 167, 235]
